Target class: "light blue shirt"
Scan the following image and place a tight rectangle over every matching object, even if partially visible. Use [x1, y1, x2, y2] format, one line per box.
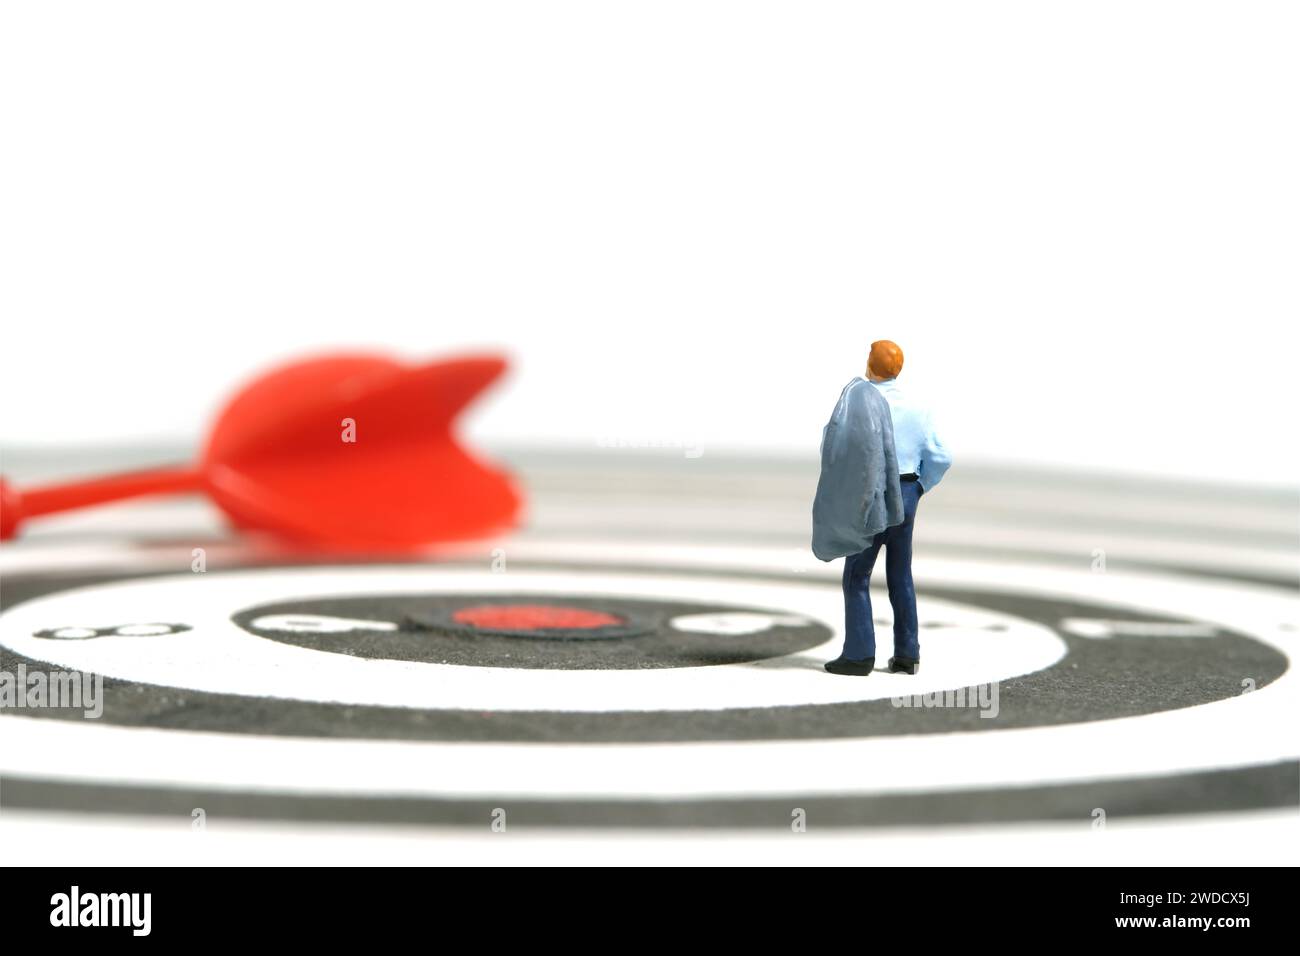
[870, 378, 951, 492]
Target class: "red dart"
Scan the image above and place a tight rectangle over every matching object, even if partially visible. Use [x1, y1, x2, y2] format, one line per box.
[0, 353, 523, 548]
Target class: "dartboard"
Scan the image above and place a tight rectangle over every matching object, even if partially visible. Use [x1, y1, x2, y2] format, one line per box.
[1, 451, 1296, 843]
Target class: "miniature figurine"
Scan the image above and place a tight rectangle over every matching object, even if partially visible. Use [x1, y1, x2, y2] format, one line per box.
[814, 340, 951, 676]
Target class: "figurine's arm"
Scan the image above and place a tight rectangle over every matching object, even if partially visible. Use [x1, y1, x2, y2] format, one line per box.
[918, 412, 951, 493]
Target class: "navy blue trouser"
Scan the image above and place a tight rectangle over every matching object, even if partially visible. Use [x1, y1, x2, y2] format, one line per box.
[841, 480, 922, 661]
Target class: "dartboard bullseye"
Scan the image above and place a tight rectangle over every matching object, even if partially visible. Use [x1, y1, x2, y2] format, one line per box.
[231, 591, 830, 668]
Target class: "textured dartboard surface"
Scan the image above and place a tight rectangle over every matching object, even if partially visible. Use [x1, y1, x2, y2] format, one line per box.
[0, 449, 1296, 843]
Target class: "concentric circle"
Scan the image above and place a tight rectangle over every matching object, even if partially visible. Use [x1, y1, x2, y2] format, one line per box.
[232, 591, 828, 668]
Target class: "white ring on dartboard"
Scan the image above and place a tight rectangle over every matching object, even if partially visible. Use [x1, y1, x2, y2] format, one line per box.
[0, 567, 1063, 710]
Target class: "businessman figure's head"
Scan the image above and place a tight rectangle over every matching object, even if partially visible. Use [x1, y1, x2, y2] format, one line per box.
[867, 340, 903, 381]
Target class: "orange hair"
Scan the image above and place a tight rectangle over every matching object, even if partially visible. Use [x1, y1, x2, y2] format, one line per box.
[868, 340, 904, 379]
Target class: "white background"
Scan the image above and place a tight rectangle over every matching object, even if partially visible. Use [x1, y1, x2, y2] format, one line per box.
[2, 1, 1296, 484]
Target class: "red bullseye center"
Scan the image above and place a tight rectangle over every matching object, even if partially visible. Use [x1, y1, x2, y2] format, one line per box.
[451, 605, 625, 631]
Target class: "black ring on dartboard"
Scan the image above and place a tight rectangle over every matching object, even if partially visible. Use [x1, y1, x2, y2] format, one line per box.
[0, 561, 1287, 743]
[0, 564, 1294, 827]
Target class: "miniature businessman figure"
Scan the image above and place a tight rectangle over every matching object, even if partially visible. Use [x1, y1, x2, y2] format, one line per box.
[813, 340, 951, 676]
[811, 354, 905, 668]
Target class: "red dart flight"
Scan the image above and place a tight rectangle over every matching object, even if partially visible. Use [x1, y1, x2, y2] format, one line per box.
[0, 353, 523, 549]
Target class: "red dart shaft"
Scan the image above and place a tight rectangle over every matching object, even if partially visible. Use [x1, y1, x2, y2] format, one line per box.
[15, 465, 204, 519]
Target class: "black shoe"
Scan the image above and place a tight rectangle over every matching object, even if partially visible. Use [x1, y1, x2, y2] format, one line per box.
[887, 656, 919, 675]
[824, 656, 875, 676]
